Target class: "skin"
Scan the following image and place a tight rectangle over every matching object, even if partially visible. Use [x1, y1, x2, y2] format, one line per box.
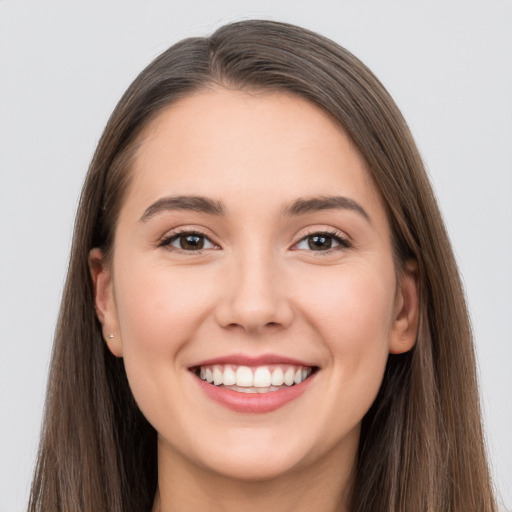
[90, 88, 419, 512]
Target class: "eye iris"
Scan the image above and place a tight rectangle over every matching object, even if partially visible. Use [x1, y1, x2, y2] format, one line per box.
[308, 235, 332, 250]
[180, 234, 204, 250]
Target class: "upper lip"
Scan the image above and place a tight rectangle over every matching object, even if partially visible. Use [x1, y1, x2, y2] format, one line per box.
[189, 353, 316, 368]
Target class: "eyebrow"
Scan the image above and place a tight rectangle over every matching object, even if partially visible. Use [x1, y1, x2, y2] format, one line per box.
[139, 194, 371, 224]
[283, 196, 371, 223]
[139, 195, 225, 222]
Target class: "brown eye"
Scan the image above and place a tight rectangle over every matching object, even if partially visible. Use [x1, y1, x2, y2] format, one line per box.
[180, 234, 205, 250]
[160, 231, 217, 251]
[307, 235, 333, 250]
[294, 231, 350, 252]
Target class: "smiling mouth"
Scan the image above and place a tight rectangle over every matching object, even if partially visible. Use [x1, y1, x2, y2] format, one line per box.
[192, 364, 317, 393]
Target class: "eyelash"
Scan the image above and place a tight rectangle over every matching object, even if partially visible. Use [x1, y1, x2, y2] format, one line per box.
[158, 229, 218, 254]
[294, 229, 351, 255]
[158, 228, 351, 254]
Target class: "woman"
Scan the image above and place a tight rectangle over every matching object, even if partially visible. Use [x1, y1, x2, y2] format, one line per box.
[28, 20, 497, 512]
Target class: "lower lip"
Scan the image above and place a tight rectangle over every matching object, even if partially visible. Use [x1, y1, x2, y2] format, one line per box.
[194, 373, 316, 413]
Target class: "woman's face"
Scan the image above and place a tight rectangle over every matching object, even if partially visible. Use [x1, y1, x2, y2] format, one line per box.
[92, 88, 418, 482]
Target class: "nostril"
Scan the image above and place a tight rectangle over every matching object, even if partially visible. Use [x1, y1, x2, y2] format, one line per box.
[215, 298, 294, 333]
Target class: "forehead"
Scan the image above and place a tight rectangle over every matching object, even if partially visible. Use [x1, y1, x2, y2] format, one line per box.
[122, 87, 386, 224]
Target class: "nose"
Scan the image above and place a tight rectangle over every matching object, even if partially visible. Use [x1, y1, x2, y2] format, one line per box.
[215, 251, 294, 334]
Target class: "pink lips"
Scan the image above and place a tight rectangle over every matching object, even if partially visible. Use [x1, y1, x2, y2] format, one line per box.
[190, 353, 317, 414]
[192, 354, 315, 367]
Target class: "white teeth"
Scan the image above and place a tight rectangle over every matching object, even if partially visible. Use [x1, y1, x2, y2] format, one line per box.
[233, 386, 254, 394]
[235, 366, 253, 387]
[284, 367, 295, 386]
[223, 366, 236, 386]
[253, 366, 272, 387]
[213, 366, 223, 385]
[197, 363, 314, 389]
[271, 367, 284, 386]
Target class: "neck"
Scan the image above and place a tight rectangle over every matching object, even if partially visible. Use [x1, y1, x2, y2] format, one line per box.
[152, 429, 358, 512]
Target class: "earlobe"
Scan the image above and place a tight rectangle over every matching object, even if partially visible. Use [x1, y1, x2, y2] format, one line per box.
[88, 248, 123, 357]
[389, 260, 420, 355]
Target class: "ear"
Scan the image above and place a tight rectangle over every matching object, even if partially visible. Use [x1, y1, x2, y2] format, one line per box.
[389, 260, 420, 355]
[89, 248, 123, 357]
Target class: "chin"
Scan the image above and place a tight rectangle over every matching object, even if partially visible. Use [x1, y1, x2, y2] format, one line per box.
[186, 423, 338, 482]
[200, 447, 307, 482]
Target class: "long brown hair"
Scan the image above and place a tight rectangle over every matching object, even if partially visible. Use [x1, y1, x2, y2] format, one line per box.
[28, 20, 497, 512]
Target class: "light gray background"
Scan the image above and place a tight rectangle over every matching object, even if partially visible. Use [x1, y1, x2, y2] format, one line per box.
[1, 1, 510, 510]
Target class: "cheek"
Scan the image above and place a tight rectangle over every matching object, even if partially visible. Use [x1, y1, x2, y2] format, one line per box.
[111, 260, 217, 404]
[110, 259, 222, 435]
[302, 266, 395, 441]
[300, 261, 395, 335]
[114, 261, 213, 352]
[296, 261, 395, 386]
